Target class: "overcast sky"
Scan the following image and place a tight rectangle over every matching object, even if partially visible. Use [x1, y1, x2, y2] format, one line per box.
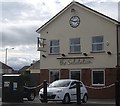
[0, 0, 120, 70]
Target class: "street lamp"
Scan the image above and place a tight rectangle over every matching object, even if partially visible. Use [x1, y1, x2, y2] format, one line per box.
[5, 48, 14, 65]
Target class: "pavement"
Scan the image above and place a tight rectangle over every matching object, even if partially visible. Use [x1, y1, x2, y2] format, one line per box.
[0, 97, 116, 106]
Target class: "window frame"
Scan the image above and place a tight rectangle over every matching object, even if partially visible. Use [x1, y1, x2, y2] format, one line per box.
[92, 69, 105, 86]
[49, 40, 60, 54]
[69, 38, 81, 53]
[69, 69, 81, 81]
[49, 70, 60, 83]
[92, 36, 104, 52]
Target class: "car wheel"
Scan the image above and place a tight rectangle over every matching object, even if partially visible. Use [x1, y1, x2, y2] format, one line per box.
[82, 94, 88, 103]
[62, 94, 70, 104]
[28, 92, 35, 101]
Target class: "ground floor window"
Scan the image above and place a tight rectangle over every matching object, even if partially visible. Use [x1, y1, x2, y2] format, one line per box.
[70, 70, 81, 80]
[49, 70, 59, 83]
[92, 69, 105, 86]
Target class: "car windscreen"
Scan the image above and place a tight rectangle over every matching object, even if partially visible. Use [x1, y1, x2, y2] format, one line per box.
[49, 80, 71, 87]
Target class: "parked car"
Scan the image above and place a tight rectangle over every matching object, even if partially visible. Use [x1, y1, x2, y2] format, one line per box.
[39, 79, 88, 104]
[23, 87, 36, 101]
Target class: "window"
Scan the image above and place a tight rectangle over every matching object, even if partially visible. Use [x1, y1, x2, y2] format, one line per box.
[50, 40, 59, 54]
[70, 38, 81, 53]
[92, 36, 104, 52]
[92, 70, 104, 85]
[70, 70, 80, 80]
[49, 70, 59, 83]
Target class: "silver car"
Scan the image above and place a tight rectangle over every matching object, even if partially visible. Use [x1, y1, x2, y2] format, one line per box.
[39, 79, 88, 104]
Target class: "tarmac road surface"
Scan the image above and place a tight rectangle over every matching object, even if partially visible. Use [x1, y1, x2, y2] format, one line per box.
[1, 97, 115, 106]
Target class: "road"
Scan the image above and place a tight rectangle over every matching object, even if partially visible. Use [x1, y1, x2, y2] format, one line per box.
[1, 96, 116, 106]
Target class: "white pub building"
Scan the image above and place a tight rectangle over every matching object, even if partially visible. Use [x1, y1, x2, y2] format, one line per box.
[36, 1, 120, 98]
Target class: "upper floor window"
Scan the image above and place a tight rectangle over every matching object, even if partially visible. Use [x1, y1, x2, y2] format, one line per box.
[70, 38, 81, 53]
[50, 40, 60, 54]
[92, 36, 104, 52]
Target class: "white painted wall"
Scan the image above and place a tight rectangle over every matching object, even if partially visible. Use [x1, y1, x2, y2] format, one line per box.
[39, 4, 117, 69]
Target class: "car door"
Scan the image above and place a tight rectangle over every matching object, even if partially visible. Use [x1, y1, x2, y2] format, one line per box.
[69, 81, 77, 101]
[80, 82, 85, 99]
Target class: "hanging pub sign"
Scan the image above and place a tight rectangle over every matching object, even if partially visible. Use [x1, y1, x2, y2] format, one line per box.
[37, 37, 46, 52]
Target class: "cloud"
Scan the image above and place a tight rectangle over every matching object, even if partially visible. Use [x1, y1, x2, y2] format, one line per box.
[2, 24, 38, 47]
[1, 1, 54, 47]
[2, 1, 52, 24]
[85, 1, 118, 20]
[8, 57, 32, 70]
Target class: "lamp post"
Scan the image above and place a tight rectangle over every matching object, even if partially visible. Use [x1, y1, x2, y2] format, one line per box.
[5, 48, 14, 65]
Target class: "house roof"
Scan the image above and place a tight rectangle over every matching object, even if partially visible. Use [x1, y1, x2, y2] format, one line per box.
[0, 61, 14, 71]
[19, 66, 30, 73]
[36, 1, 120, 33]
[28, 60, 40, 70]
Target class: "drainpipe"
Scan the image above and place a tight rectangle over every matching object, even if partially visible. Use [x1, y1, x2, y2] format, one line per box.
[116, 24, 120, 106]
[116, 25, 120, 81]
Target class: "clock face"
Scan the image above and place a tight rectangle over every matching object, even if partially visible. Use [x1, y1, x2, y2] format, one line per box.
[69, 16, 80, 28]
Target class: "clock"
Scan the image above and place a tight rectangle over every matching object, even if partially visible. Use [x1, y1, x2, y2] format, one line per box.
[69, 16, 80, 28]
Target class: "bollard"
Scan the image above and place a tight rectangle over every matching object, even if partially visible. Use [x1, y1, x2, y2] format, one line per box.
[115, 81, 120, 106]
[76, 81, 81, 104]
[43, 80, 47, 103]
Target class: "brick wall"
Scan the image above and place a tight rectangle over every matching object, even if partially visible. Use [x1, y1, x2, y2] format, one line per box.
[60, 69, 69, 79]
[40, 69, 49, 83]
[81, 68, 91, 86]
[39, 68, 117, 99]
[84, 68, 117, 99]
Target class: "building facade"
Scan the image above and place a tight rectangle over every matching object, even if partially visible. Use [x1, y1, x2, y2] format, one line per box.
[36, 1, 120, 98]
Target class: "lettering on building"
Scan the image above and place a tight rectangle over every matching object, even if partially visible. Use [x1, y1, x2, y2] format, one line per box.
[59, 58, 92, 65]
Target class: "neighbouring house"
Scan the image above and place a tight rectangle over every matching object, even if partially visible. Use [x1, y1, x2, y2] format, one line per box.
[27, 60, 41, 86]
[36, 1, 120, 99]
[28, 60, 40, 74]
[0, 61, 14, 74]
[19, 66, 30, 74]
[18, 66, 31, 85]
[18, 61, 41, 94]
[27, 60, 41, 93]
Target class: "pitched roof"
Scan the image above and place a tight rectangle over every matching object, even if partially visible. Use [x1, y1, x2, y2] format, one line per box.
[28, 60, 40, 69]
[0, 61, 12, 70]
[36, 1, 120, 33]
[19, 66, 30, 73]
[0, 61, 14, 70]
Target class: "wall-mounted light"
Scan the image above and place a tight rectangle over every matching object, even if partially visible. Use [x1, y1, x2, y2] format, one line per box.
[42, 54, 46, 58]
[107, 51, 112, 55]
[83, 53, 88, 56]
[71, 8, 76, 12]
[61, 54, 66, 57]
